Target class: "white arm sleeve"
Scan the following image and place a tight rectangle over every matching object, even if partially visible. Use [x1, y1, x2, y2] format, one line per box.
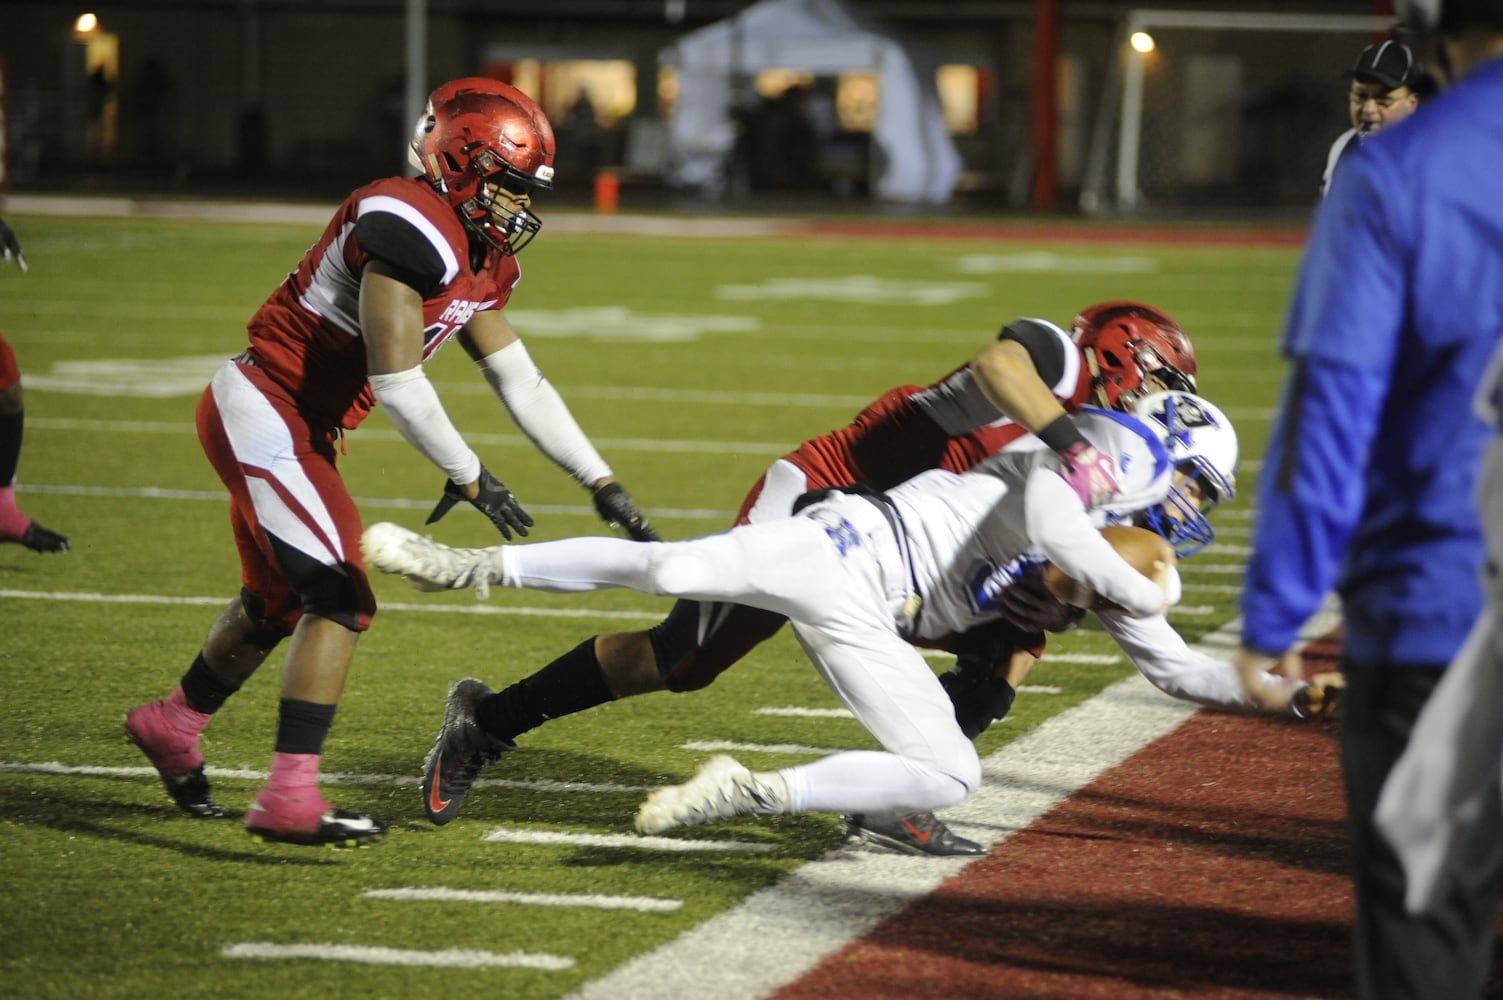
[1097, 609, 1292, 711]
[478, 340, 613, 487]
[1024, 469, 1166, 617]
[369, 366, 482, 485]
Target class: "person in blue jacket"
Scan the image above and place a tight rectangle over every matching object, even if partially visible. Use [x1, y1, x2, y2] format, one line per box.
[1234, 1, 1503, 996]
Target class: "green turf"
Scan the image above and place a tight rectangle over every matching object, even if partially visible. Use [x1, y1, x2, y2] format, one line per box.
[0, 209, 1298, 998]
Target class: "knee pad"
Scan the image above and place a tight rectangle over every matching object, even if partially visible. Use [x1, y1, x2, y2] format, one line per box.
[266, 534, 374, 633]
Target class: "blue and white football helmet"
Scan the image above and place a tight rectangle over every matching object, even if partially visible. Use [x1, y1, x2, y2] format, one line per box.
[1130, 391, 1239, 557]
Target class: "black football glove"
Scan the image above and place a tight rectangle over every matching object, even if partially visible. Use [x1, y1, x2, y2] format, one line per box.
[592, 483, 660, 542]
[426, 465, 533, 540]
[0, 218, 26, 272]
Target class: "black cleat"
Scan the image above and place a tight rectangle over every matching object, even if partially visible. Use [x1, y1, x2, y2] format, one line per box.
[160, 766, 227, 820]
[421, 678, 515, 825]
[21, 522, 70, 553]
[1, 521, 70, 553]
[123, 704, 225, 819]
[842, 810, 985, 857]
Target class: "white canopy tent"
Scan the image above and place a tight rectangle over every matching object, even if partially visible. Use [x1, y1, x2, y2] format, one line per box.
[660, 0, 962, 205]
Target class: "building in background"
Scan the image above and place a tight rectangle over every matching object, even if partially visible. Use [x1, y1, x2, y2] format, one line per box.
[0, 0, 1406, 214]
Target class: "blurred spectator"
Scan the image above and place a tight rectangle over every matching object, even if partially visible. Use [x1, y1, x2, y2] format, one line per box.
[564, 89, 606, 177]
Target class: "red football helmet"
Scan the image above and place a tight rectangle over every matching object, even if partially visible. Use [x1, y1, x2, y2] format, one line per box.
[408, 77, 556, 255]
[1072, 301, 1197, 411]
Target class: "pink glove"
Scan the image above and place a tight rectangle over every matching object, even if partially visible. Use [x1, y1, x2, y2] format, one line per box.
[1058, 441, 1120, 508]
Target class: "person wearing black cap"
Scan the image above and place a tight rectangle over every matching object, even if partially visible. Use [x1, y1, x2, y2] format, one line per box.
[1319, 40, 1424, 197]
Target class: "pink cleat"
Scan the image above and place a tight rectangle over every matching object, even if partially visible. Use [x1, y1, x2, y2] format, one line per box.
[244, 786, 385, 849]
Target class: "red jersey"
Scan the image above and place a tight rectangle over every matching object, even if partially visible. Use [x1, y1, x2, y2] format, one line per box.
[785, 318, 1092, 492]
[243, 176, 521, 430]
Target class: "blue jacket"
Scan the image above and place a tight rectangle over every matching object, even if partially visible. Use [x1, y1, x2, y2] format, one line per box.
[1242, 57, 1503, 666]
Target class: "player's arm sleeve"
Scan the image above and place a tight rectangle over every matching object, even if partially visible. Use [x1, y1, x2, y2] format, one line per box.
[473, 335, 614, 488]
[369, 366, 481, 485]
[1240, 150, 1404, 656]
[1098, 609, 1291, 711]
[1024, 468, 1166, 616]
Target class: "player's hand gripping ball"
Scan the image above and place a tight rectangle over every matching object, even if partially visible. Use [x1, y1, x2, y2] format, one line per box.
[1042, 525, 1175, 611]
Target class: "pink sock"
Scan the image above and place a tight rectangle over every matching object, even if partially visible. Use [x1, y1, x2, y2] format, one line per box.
[160, 686, 213, 737]
[0, 485, 29, 536]
[265, 751, 321, 794]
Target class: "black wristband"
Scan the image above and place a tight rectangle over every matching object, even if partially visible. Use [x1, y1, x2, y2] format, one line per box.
[1038, 413, 1089, 455]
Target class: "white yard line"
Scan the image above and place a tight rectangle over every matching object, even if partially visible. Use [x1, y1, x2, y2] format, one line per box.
[0, 589, 666, 622]
[680, 741, 841, 756]
[222, 942, 574, 970]
[363, 887, 683, 912]
[480, 828, 773, 854]
[0, 761, 649, 794]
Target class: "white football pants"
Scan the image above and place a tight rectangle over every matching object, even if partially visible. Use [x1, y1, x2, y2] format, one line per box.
[499, 493, 981, 815]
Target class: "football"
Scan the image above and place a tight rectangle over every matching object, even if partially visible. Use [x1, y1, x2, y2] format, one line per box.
[1042, 525, 1175, 610]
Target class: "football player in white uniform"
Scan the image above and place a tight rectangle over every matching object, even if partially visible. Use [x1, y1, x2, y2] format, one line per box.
[363, 406, 1197, 831]
[122, 78, 655, 848]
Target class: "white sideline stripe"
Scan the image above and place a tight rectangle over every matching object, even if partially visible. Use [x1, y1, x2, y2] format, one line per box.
[560, 603, 1344, 1000]
[14, 482, 734, 523]
[0, 761, 649, 794]
[363, 887, 683, 912]
[1018, 684, 1064, 694]
[222, 942, 573, 971]
[681, 741, 839, 756]
[0, 589, 665, 622]
[481, 828, 773, 854]
[1168, 605, 1215, 616]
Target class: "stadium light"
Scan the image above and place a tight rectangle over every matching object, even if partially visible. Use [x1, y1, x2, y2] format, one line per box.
[74, 12, 99, 33]
[1129, 31, 1155, 54]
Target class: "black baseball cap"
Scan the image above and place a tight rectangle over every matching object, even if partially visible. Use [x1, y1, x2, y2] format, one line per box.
[1349, 40, 1416, 91]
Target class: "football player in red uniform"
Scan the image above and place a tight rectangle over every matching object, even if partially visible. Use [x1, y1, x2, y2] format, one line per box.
[0, 217, 70, 554]
[412, 301, 1198, 852]
[122, 78, 655, 848]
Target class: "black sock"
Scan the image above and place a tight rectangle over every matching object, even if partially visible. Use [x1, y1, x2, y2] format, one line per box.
[476, 638, 616, 742]
[0, 410, 22, 486]
[273, 698, 337, 755]
[179, 653, 242, 715]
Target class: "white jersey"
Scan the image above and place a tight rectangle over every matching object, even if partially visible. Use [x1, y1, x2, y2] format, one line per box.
[887, 408, 1173, 642]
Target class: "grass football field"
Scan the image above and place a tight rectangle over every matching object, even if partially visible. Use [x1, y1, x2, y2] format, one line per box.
[0, 207, 1300, 998]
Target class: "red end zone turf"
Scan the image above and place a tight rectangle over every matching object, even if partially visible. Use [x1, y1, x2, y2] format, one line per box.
[775, 628, 1503, 1000]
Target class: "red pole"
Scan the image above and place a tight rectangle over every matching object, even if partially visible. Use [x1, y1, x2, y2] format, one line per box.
[1029, 0, 1059, 210]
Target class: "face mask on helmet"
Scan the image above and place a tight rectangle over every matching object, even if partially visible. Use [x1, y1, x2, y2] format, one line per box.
[409, 78, 557, 256]
[1129, 391, 1238, 558]
[1073, 301, 1199, 411]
